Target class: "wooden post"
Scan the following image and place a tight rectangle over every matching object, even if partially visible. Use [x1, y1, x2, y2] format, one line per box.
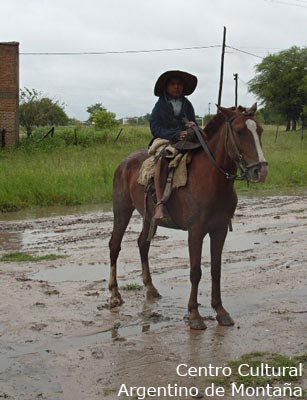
[233, 73, 238, 107]
[1, 128, 5, 147]
[217, 27, 226, 106]
[275, 125, 279, 143]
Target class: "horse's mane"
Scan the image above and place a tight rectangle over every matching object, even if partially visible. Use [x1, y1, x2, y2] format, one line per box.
[204, 112, 227, 140]
[204, 106, 249, 140]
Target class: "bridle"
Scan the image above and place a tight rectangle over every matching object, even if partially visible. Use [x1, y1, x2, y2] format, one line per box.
[192, 113, 268, 182]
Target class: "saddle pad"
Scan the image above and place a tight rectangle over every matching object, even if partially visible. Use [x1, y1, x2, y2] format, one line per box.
[137, 139, 191, 188]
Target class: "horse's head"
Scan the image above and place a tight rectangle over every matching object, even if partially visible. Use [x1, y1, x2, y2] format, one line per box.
[217, 103, 268, 183]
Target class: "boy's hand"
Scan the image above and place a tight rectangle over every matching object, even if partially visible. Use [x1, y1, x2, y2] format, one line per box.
[180, 131, 188, 139]
[185, 121, 196, 128]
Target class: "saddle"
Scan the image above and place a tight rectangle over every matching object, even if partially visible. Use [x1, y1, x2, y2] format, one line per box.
[139, 127, 206, 240]
[171, 127, 202, 151]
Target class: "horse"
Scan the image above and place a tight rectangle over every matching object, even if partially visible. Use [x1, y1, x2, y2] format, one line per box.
[108, 103, 268, 330]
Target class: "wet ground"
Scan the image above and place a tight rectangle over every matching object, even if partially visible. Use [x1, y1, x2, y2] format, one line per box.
[0, 193, 306, 399]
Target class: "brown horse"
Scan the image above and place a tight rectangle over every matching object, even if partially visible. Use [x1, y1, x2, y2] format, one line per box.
[108, 104, 268, 330]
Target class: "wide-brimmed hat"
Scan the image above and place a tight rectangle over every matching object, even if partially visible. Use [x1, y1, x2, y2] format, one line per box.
[154, 70, 197, 97]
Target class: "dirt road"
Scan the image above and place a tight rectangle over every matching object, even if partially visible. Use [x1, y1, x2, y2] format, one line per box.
[0, 194, 306, 399]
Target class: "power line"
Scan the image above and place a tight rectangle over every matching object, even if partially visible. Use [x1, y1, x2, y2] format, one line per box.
[238, 77, 249, 87]
[230, 46, 282, 50]
[264, 0, 307, 8]
[226, 46, 264, 59]
[20, 44, 221, 56]
[20, 44, 269, 60]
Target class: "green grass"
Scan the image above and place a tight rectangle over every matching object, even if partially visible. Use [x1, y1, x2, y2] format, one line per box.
[236, 125, 307, 194]
[0, 252, 66, 262]
[0, 125, 151, 211]
[0, 124, 306, 212]
[210, 352, 306, 398]
[121, 283, 143, 291]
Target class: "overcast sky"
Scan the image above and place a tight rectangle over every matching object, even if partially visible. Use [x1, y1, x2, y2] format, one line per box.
[2, 0, 307, 120]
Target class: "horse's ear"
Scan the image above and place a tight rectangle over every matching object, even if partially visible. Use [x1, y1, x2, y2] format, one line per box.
[216, 105, 236, 119]
[247, 103, 257, 114]
[237, 105, 246, 113]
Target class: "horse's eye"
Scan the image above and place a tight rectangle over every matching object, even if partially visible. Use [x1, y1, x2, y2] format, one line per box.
[236, 130, 244, 137]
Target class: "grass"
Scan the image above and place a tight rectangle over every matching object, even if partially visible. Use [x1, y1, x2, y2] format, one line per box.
[121, 283, 143, 291]
[0, 252, 66, 262]
[0, 124, 306, 212]
[236, 125, 307, 194]
[0, 125, 151, 212]
[210, 352, 307, 398]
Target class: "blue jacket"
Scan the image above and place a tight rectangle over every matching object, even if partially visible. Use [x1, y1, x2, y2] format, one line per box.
[150, 95, 196, 142]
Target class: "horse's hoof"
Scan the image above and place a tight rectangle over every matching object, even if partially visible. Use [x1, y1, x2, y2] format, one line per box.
[189, 318, 207, 330]
[109, 295, 124, 308]
[146, 287, 162, 300]
[147, 289, 162, 300]
[216, 314, 234, 326]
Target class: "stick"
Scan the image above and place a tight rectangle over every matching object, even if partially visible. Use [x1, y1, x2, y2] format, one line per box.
[113, 128, 123, 144]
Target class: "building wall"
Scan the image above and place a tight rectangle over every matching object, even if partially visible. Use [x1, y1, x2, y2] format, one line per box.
[0, 42, 19, 147]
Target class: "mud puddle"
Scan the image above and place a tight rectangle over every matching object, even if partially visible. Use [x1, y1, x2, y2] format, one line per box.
[0, 203, 113, 222]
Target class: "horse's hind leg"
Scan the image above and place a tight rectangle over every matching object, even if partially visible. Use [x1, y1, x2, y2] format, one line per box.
[210, 226, 234, 326]
[109, 198, 134, 308]
[137, 220, 161, 299]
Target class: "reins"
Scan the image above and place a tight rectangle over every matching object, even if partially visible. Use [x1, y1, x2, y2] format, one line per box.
[192, 112, 267, 182]
[192, 124, 239, 180]
[192, 114, 253, 181]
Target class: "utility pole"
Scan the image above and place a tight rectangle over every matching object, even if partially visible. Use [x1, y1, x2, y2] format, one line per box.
[217, 26, 226, 106]
[233, 73, 238, 107]
[208, 102, 211, 116]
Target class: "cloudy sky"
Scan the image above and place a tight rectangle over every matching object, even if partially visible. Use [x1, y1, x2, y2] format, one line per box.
[2, 0, 307, 120]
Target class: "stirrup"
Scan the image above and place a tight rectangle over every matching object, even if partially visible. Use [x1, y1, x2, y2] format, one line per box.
[153, 201, 166, 220]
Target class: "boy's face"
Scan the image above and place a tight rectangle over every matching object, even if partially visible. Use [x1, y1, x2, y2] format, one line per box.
[166, 78, 183, 99]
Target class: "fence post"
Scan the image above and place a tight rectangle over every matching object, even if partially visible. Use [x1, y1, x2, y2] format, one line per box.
[1, 129, 5, 147]
[274, 125, 279, 143]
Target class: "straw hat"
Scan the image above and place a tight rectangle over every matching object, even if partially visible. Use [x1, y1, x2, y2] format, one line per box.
[154, 70, 197, 97]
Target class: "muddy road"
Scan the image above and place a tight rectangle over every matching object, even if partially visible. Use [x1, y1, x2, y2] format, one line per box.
[0, 194, 306, 399]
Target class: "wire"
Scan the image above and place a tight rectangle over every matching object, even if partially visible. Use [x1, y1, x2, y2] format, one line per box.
[226, 46, 264, 59]
[20, 44, 221, 56]
[19, 45, 285, 61]
[264, 0, 307, 8]
[238, 77, 249, 87]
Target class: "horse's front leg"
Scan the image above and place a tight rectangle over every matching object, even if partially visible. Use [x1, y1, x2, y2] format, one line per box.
[209, 225, 234, 326]
[188, 228, 206, 330]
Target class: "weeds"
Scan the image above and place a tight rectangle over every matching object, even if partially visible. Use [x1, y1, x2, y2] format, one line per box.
[0, 252, 66, 262]
[0, 124, 306, 212]
[121, 283, 143, 291]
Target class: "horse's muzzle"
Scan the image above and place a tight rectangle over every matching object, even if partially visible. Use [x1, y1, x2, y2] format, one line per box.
[247, 162, 268, 183]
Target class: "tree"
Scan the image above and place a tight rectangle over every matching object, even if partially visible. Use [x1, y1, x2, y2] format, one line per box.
[248, 47, 307, 131]
[86, 103, 104, 122]
[92, 108, 120, 129]
[138, 113, 151, 125]
[19, 88, 69, 136]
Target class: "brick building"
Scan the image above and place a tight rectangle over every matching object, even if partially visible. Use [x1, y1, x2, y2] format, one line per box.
[0, 42, 19, 147]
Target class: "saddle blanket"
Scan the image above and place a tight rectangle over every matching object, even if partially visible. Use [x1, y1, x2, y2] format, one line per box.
[137, 138, 191, 188]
